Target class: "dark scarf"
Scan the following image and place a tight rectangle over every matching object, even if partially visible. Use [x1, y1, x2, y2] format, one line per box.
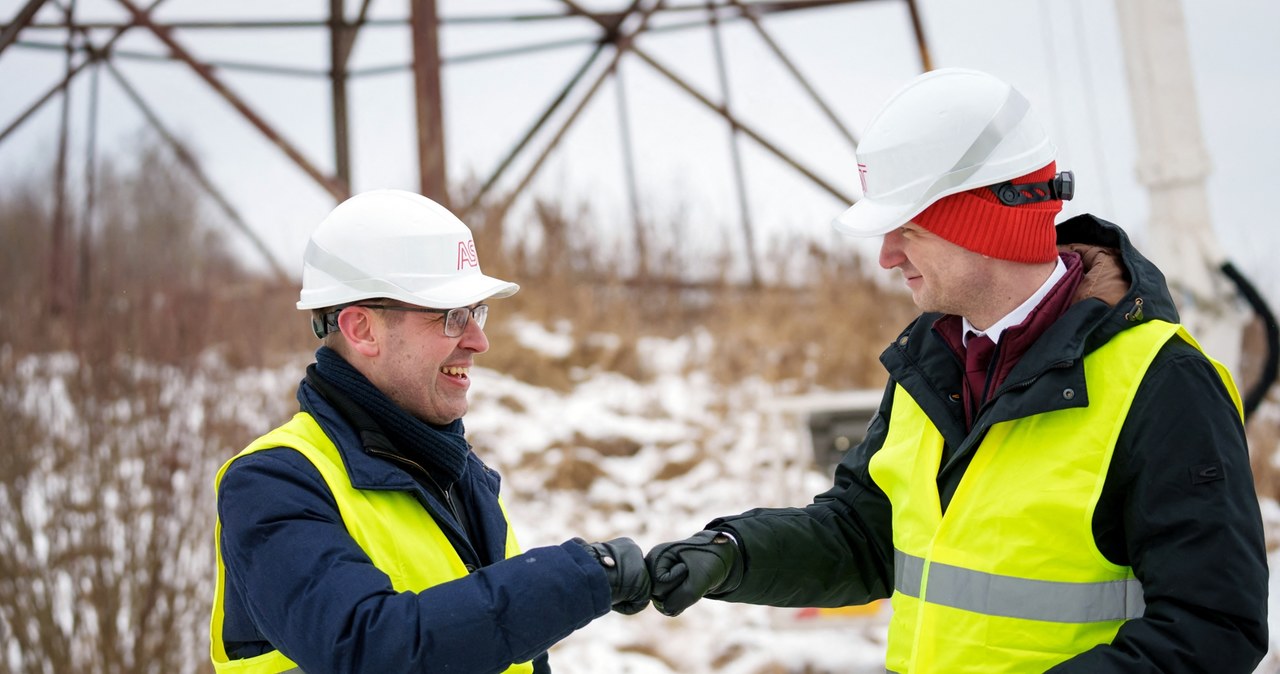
[313, 346, 470, 485]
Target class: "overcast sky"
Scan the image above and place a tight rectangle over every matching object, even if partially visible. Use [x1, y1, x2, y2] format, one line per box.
[3, 0, 1278, 310]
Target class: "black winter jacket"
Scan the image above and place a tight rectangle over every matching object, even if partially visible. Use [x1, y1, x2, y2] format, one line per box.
[710, 215, 1268, 672]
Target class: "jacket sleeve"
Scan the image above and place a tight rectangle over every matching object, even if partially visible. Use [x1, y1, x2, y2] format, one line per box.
[1050, 342, 1269, 673]
[707, 382, 897, 608]
[217, 448, 612, 674]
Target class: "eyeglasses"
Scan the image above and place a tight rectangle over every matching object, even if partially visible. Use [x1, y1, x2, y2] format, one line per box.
[354, 304, 488, 338]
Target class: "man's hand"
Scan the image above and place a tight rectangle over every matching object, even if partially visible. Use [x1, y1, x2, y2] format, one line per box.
[645, 530, 740, 616]
[575, 537, 651, 614]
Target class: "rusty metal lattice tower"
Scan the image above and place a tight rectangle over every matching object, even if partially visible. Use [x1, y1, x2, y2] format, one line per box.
[1, 0, 932, 309]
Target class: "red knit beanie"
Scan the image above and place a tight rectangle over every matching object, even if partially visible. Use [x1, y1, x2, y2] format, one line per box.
[912, 162, 1062, 263]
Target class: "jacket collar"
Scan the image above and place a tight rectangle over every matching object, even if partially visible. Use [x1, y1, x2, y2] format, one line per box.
[297, 378, 422, 492]
[880, 214, 1178, 453]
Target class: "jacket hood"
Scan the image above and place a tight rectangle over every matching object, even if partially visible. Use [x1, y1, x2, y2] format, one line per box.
[1054, 214, 1179, 357]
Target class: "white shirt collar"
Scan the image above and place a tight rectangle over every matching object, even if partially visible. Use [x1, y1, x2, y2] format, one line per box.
[963, 256, 1066, 346]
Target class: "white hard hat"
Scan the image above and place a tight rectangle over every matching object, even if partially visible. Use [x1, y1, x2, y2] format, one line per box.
[833, 68, 1056, 237]
[297, 189, 518, 310]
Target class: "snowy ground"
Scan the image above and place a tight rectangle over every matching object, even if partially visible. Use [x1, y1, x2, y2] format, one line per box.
[464, 327, 894, 673]
[5, 324, 1280, 672]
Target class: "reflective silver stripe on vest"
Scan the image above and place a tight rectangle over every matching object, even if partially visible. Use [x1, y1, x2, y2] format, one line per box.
[895, 549, 1145, 623]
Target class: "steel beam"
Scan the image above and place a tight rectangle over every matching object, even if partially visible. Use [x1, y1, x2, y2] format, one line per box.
[0, 0, 52, 58]
[113, 0, 346, 200]
[330, 0, 351, 195]
[706, 0, 761, 286]
[100, 57, 289, 280]
[903, 0, 932, 71]
[563, 0, 855, 206]
[410, 0, 448, 205]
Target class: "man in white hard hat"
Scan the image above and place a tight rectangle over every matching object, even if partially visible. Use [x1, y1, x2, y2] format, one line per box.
[645, 69, 1266, 671]
[210, 190, 649, 673]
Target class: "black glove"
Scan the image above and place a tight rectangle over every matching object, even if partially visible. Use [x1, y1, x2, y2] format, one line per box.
[574, 537, 651, 615]
[645, 530, 741, 617]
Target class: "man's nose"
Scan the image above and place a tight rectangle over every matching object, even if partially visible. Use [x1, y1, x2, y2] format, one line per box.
[879, 229, 905, 269]
[458, 316, 489, 354]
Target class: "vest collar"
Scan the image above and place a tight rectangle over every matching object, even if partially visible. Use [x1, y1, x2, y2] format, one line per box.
[297, 378, 421, 492]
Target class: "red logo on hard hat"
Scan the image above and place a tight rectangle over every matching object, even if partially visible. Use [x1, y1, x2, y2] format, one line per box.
[457, 240, 479, 270]
[857, 163, 868, 194]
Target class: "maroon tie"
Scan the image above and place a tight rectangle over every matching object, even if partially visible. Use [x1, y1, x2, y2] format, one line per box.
[963, 333, 996, 427]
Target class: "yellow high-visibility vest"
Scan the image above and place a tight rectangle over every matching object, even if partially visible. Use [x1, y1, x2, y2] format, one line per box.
[210, 412, 530, 674]
[869, 320, 1240, 673]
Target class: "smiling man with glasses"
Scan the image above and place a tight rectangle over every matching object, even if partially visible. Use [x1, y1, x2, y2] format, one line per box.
[210, 189, 650, 674]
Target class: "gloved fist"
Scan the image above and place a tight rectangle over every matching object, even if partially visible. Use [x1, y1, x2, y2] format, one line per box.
[575, 537, 652, 615]
[645, 530, 740, 617]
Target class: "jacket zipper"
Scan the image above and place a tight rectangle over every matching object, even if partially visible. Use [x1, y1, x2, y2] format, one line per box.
[979, 358, 1076, 417]
[365, 446, 480, 570]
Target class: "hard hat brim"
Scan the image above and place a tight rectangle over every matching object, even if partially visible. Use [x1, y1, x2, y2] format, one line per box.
[407, 272, 520, 309]
[831, 196, 923, 238]
[295, 271, 519, 311]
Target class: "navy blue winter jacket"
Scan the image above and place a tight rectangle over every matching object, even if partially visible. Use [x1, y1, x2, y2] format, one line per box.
[215, 376, 612, 673]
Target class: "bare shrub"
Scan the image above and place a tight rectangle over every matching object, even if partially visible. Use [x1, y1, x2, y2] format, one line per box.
[0, 144, 300, 674]
[1, 142, 310, 367]
[2, 354, 209, 673]
[0, 187, 48, 307]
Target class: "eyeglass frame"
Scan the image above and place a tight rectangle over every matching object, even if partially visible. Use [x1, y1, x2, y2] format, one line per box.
[312, 303, 488, 339]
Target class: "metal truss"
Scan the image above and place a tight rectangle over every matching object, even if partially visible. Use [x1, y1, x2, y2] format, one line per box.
[1, 0, 932, 302]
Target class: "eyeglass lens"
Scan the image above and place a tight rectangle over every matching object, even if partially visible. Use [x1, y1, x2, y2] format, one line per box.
[444, 304, 487, 337]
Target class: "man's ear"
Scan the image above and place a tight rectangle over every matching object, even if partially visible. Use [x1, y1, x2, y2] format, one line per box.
[337, 307, 381, 358]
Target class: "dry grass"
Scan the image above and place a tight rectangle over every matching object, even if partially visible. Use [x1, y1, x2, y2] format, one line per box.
[2, 177, 912, 390]
[463, 194, 916, 392]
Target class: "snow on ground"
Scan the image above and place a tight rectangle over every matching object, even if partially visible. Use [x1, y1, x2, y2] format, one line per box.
[5, 327, 1280, 671]
[464, 332, 891, 673]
